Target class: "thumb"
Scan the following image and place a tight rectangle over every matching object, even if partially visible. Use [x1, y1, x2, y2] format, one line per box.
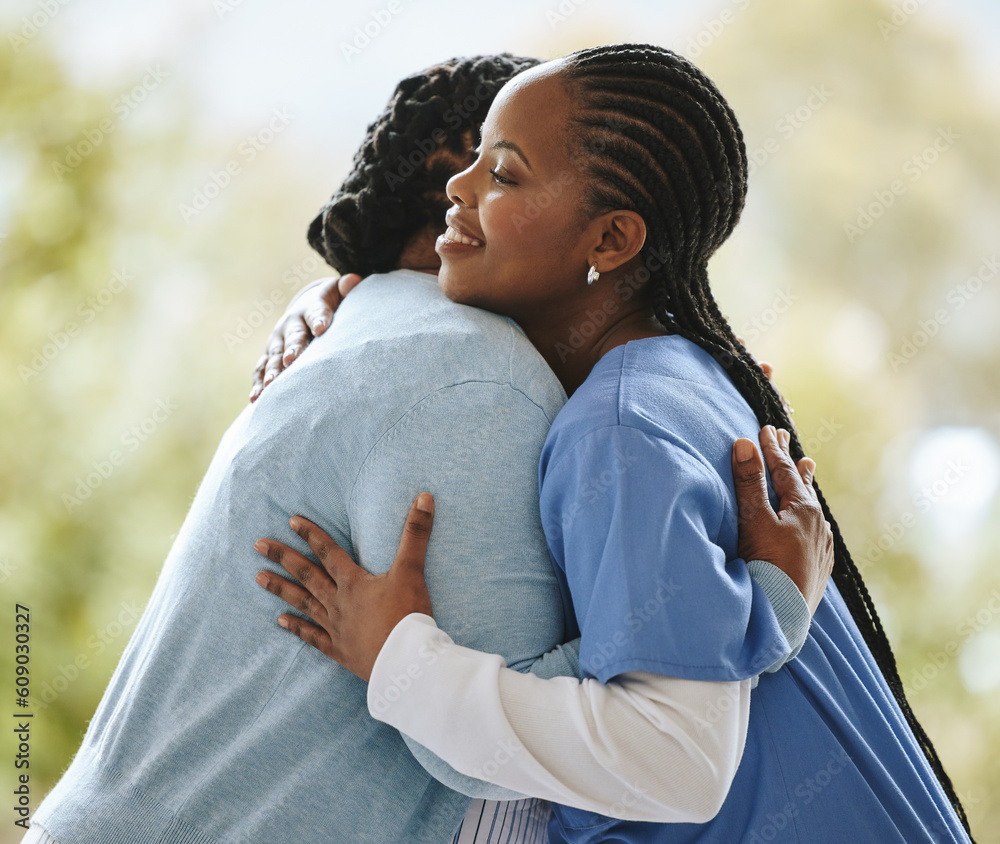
[308, 276, 343, 337]
[732, 438, 775, 526]
[391, 493, 435, 581]
[338, 273, 364, 298]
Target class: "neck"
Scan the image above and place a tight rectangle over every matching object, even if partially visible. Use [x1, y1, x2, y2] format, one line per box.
[399, 236, 665, 393]
[518, 293, 666, 397]
[396, 227, 444, 274]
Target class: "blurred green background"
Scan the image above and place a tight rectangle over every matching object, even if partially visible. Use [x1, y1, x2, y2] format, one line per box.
[2, 0, 998, 840]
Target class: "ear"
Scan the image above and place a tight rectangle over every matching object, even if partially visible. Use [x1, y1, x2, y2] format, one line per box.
[587, 210, 646, 275]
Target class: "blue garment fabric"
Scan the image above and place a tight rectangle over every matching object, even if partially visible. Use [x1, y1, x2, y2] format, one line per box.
[539, 335, 970, 843]
[33, 270, 574, 843]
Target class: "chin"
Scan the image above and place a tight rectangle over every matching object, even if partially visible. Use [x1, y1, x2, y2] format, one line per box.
[437, 266, 474, 305]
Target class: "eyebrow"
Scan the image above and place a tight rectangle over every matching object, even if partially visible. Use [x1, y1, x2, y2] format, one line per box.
[491, 139, 533, 172]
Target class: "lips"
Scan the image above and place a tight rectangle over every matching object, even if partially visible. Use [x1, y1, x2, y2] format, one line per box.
[443, 212, 485, 247]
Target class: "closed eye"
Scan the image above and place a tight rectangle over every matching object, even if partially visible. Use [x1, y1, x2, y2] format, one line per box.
[489, 167, 516, 186]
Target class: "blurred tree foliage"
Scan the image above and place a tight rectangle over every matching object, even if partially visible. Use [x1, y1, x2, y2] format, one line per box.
[697, 0, 1000, 836]
[2, 0, 998, 841]
[0, 28, 324, 843]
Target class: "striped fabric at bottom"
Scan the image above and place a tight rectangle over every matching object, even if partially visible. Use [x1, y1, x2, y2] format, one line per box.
[20, 824, 58, 844]
[451, 798, 551, 844]
[25, 801, 551, 844]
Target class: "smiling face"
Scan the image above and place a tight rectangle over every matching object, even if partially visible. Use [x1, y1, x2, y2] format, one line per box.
[435, 60, 603, 326]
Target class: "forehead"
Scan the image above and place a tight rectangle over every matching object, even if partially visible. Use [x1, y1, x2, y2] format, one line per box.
[481, 60, 572, 163]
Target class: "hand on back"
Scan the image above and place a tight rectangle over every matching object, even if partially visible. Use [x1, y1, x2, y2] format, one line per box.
[249, 273, 363, 401]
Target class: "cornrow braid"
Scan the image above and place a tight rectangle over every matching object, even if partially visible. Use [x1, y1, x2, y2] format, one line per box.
[562, 43, 972, 839]
[308, 53, 540, 276]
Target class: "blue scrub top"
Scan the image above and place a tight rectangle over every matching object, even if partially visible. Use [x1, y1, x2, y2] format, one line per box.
[538, 335, 970, 843]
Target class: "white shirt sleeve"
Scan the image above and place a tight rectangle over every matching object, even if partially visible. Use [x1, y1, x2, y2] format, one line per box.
[368, 614, 750, 824]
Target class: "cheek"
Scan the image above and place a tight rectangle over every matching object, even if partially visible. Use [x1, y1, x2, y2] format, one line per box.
[481, 196, 528, 253]
[481, 192, 567, 265]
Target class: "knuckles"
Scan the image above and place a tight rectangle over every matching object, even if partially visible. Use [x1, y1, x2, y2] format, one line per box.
[733, 469, 766, 488]
[405, 519, 432, 539]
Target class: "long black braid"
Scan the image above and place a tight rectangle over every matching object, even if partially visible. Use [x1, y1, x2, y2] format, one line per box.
[309, 53, 539, 275]
[562, 43, 972, 838]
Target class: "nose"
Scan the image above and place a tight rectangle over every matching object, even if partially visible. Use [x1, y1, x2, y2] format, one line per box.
[446, 159, 478, 209]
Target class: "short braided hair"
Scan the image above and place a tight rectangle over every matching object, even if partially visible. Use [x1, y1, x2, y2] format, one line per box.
[562, 42, 972, 838]
[308, 53, 539, 275]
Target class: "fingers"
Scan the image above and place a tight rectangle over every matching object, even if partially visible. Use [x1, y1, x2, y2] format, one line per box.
[338, 273, 363, 298]
[255, 568, 329, 622]
[254, 537, 337, 605]
[250, 335, 288, 402]
[288, 516, 361, 585]
[307, 277, 344, 337]
[796, 456, 817, 490]
[262, 341, 286, 389]
[392, 493, 435, 581]
[732, 438, 775, 526]
[759, 426, 809, 510]
[733, 335, 768, 379]
[281, 317, 313, 366]
[276, 613, 336, 659]
[250, 352, 268, 402]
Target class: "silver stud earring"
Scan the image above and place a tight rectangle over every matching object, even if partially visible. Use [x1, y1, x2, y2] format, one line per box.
[587, 264, 600, 286]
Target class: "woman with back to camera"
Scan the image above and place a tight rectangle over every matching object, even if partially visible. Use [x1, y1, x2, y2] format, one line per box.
[255, 45, 974, 842]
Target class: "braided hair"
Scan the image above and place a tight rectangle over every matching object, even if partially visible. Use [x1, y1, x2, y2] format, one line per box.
[561, 43, 972, 837]
[309, 53, 539, 275]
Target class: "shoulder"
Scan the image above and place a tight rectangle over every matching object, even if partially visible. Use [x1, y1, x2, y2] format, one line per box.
[541, 337, 730, 486]
[540, 421, 727, 514]
[316, 270, 566, 420]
